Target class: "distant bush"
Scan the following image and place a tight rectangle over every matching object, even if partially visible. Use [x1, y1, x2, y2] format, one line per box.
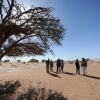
[0, 81, 68, 100]
[23, 62, 26, 64]
[28, 59, 39, 63]
[17, 60, 21, 63]
[3, 60, 10, 63]
[67, 61, 73, 64]
[42, 59, 46, 63]
[86, 58, 90, 62]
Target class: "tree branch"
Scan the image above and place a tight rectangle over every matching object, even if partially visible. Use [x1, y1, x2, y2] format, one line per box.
[3, 0, 14, 22]
[0, 0, 3, 22]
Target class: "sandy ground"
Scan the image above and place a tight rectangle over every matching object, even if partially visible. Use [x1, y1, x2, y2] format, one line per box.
[0, 61, 100, 100]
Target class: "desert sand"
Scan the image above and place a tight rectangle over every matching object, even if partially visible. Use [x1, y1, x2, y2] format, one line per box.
[0, 61, 100, 100]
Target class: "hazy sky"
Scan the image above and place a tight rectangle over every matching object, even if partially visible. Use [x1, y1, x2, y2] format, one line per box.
[4, 0, 100, 61]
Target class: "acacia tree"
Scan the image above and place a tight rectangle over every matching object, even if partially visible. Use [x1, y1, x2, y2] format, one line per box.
[0, 0, 65, 60]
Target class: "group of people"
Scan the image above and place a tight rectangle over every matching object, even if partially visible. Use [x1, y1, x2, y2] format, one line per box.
[46, 58, 88, 76]
[56, 59, 64, 72]
[75, 58, 87, 76]
[46, 59, 53, 73]
[46, 59, 64, 73]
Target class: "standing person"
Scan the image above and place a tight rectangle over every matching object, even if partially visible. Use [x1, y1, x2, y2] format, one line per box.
[50, 60, 53, 72]
[81, 58, 87, 76]
[75, 59, 80, 75]
[56, 59, 61, 72]
[46, 59, 50, 73]
[61, 60, 64, 72]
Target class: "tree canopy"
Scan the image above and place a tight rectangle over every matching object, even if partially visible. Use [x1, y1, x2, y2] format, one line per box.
[0, 0, 65, 60]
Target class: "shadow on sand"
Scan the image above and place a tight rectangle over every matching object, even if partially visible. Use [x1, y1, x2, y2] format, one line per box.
[47, 72, 61, 78]
[63, 71, 75, 76]
[47, 71, 100, 80]
[85, 75, 100, 80]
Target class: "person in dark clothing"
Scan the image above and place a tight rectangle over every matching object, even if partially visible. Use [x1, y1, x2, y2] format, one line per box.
[81, 58, 87, 76]
[46, 59, 50, 73]
[50, 60, 53, 72]
[61, 60, 64, 72]
[56, 59, 61, 72]
[75, 59, 80, 75]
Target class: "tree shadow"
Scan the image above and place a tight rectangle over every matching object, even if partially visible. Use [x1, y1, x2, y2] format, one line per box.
[47, 72, 61, 78]
[85, 75, 100, 80]
[53, 71, 61, 74]
[63, 71, 75, 76]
